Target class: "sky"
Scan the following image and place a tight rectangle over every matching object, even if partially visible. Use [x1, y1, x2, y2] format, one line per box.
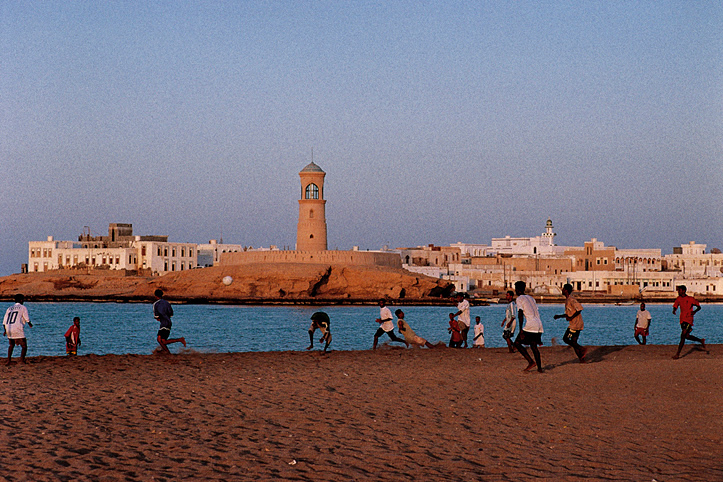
[1, 1, 722, 276]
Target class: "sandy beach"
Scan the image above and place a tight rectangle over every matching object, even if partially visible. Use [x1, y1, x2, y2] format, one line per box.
[0, 344, 720, 481]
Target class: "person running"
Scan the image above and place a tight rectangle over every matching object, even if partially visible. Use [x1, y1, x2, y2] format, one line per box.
[634, 302, 652, 345]
[153, 289, 186, 354]
[452, 293, 471, 348]
[672, 285, 706, 359]
[500, 290, 517, 353]
[554, 283, 587, 363]
[64, 316, 81, 356]
[472, 316, 485, 348]
[512, 281, 544, 372]
[3, 294, 33, 366]
[373, 299, 407, 349]
[395, 309, 434, 348]
[447, 313, 464, 348]
[307, 311, 332, 352]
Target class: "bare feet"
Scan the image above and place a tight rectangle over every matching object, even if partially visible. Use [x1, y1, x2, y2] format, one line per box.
[181, 338, 187, 347]
[579, 347, 588, 363]
[701, 338, 707, 350]
[672, 354, 680, 360]
[524, 362, 536, 372]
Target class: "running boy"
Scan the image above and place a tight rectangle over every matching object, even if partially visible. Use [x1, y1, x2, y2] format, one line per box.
[373, 299, 407, 349]
[553, 283, 587, 363]
[672, 285, 706, 359]
[512, 281, 544, 372]
[153, 289, 186, 354]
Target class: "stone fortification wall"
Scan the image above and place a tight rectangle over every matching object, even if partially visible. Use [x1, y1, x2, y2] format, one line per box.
[219, 250, 402, 269]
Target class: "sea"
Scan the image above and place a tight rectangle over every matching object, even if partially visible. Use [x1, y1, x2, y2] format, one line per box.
[7, 302, 722, 357]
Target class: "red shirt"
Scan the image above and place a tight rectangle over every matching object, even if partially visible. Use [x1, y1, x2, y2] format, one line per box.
[65, 324, 80, 343]
[673, 295, 700, 325]
[449, 319, 463, 342]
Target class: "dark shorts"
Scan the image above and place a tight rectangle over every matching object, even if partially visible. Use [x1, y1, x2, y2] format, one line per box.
[375, 327, 395, 339]
[516, 330, 542, 346]
[680, 322, 693, 334]
[502, 330, 513, 340]
[157, 327, 171, 340]
[8, 338, 26, 346]
[563, 328, 580, 345]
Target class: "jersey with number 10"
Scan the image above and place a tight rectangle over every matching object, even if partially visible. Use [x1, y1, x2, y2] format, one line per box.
[3, 303, 31, 339]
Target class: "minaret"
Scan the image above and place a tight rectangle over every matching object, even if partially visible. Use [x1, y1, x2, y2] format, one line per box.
[296, 162, 328, 251]
[542, 218, 556, 246]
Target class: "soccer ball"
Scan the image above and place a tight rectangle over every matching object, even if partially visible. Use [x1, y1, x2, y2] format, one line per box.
[222, 276, 233, 286]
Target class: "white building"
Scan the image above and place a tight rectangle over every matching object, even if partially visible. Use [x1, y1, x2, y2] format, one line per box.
[663, 241, 723, 278]
[28, 224, 197, 275]
[197, 240, 245, 268]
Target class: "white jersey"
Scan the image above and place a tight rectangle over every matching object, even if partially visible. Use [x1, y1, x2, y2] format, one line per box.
[516, 295, 543, 333]
[457, 299, 471, 327]
[3, 303, 31, 339]
[379, 306, 394, 332]
[504, 301, 517, 333]
[473, 323, 485, 346]
[635, 310, 652, 329]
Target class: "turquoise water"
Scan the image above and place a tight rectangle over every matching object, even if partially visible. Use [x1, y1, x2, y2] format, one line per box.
[7, 302, 722, 357]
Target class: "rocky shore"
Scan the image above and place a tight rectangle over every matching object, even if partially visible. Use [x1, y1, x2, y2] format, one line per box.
[1, 266, 719, 304]
[0, 263, 455, 304]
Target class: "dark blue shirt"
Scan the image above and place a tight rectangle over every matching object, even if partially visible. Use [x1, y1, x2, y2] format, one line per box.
[153, 298, 174, 329]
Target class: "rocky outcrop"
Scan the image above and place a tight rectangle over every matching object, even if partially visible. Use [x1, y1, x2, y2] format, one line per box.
[0, 263, 454, 303]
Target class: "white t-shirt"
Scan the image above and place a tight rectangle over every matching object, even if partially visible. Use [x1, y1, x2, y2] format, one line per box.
[635, 310, 652, 329]
[516, 294, 543, 333]
[457, 299, 471, 327]
[379, 306, 394, 332]
[473, 323, 485, 346]
[504, 302, 517, 332]
[3, 303, 31, 340]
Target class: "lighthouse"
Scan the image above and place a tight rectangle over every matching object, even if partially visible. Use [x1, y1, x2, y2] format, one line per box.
[296, 162, 328, 251]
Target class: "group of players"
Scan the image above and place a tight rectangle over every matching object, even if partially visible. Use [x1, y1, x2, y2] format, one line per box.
[306, 281, 708, 372]
[2, 283, 708, 367]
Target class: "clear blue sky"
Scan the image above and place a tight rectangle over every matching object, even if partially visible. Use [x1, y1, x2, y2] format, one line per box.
[1, 1, 721, 276]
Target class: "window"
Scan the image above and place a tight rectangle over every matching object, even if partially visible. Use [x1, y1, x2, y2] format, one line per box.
[181, 248, 185, 257]
[164, 248, 168, 256]
[172, 248, 176, 257]
[305, 183, 319, 199]
[189, 249, 194, 257]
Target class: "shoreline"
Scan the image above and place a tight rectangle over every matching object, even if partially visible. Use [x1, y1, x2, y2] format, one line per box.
[2, 345, 720, 481]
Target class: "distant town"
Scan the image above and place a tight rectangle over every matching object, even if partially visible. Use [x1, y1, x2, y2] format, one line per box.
[25, 219, 722, 299]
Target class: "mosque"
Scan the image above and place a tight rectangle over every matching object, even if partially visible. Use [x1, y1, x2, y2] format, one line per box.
[219, 162, 402, 268]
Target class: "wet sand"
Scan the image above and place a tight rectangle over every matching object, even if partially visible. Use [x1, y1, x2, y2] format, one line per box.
[0, 343, 720, 481]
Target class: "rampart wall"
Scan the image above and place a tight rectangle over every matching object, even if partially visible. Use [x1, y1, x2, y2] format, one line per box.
[219, 250, 402, 269]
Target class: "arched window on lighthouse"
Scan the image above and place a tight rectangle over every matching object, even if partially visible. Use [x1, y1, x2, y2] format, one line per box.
[305, 183, 319, 200]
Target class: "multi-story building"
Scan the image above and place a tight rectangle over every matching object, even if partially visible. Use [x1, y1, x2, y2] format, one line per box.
[28, 224, 197, 275]
[663, 241, 723, 278]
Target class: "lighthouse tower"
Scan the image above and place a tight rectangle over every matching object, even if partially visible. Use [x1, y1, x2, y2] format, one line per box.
[296, 162, 328, 251]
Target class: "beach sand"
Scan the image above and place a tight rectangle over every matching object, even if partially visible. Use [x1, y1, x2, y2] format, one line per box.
[0, 344, 720, 481]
